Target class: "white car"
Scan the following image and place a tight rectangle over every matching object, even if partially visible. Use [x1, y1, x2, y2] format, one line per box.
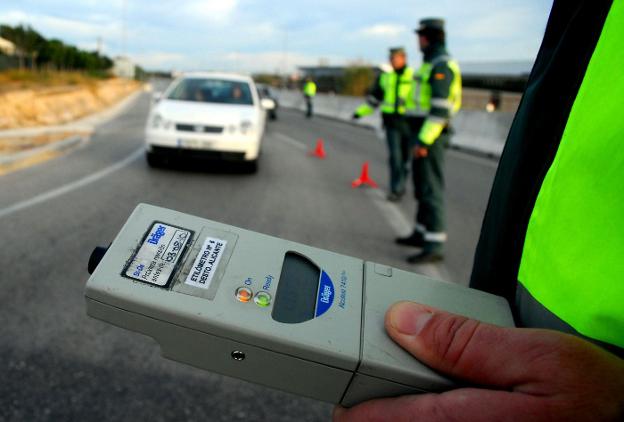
[145, 72, 273, 172]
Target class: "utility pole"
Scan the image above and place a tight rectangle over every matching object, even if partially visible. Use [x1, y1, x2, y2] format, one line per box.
[281, 30, 289, 87]
[121, 0, 128, 57]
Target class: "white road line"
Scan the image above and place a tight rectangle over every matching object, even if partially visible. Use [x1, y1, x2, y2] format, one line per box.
[0, 147, 144, 220]
[365, 189, 413, 236]
[272, 132, 308, 151]
[365, 188, 452, 283]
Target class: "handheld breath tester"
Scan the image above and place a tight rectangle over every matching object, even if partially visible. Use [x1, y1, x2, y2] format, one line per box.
[85, 204, 514, 406]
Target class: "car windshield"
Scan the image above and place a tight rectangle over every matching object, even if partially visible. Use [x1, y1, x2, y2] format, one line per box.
[167, 78, 254, 105]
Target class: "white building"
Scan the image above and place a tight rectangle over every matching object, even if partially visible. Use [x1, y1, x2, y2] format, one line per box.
[0, 37, 16, 56]
[112, 56, 136, 79]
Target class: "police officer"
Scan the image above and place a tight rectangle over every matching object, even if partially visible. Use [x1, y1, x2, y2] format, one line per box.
[334, 2, 623, 421]
[396, 18, 462, 263]
[303, 77, 317, 118]
[353, 47, 416, 201]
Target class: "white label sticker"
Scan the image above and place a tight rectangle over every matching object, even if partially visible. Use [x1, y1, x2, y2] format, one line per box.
[184, 237, 228, 290]
[125, 223, 192, 286]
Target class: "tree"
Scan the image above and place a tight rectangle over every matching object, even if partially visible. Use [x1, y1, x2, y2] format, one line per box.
[0, 24, 44, 69]
[0, 24, 113, 72]
[341, 66, 376, 97]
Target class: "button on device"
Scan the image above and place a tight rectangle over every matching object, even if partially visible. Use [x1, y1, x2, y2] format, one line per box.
[374, 263, 392, 277]
[254, 291, 272, 307]
[236, 287, 253, 303]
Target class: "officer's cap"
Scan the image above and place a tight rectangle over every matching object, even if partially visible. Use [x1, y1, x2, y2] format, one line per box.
[415, 18, 445, 34]
[389, 47, 406, 56]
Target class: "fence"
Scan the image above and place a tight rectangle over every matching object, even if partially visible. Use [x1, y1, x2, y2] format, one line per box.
[0, 54, 20, 71]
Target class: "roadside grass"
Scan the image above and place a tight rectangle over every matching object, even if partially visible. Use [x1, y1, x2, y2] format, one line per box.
[0, 69, 111, 93]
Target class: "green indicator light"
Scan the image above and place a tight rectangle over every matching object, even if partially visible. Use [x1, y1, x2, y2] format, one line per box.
[254, 292, 271, 307]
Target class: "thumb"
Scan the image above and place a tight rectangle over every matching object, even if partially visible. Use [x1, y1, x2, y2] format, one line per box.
[385, 301, 554, 389]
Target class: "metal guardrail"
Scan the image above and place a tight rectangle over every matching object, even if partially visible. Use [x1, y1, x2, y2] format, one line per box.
[275, 89, 512, 158]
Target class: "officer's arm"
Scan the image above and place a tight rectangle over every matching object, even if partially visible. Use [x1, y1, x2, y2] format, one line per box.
[354, 74, 383, 118]
[418, 63, 454, 147]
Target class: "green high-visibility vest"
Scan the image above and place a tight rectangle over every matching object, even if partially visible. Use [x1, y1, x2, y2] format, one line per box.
[379, 67, 416, 115]
[417, 56, 462, 145]
[416, 58, 461, 115]
[518, 0, 624, 348]
[354, 67, 417, 117]
[304, 81, 317, 97]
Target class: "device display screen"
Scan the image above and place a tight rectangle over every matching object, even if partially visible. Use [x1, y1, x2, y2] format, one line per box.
[272, 252, 320, 323]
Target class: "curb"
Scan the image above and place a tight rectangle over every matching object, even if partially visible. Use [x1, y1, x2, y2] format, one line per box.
[0, 135, 86, 167]
[447, 144, 502, 160]
[281, 104, 378, 130]
[0, 125, 92, 138]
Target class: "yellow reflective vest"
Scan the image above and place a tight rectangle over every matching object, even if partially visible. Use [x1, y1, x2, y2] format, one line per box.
[416, 56, 462, 145]
[303, 81, 317, 97]
[355, 67, 417, 117]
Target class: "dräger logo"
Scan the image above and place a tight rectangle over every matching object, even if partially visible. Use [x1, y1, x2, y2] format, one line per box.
[320, 284, 333, 304]
[147, 225, 167, 245]
[315, 271, 335, 318]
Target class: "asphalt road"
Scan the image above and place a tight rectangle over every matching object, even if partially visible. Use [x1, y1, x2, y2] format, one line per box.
[0, 92, 499, 421]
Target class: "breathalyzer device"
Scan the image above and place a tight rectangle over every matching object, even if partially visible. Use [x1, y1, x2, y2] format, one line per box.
[85, 203, 514, 406]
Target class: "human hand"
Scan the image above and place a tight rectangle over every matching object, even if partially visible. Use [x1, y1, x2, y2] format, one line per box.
[333, 302, 624, 422]
[414, 146, 428, 158]
[352, 112, 361, 120]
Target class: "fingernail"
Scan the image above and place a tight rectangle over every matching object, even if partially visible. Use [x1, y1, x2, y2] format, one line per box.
[390, 303, 433, 335]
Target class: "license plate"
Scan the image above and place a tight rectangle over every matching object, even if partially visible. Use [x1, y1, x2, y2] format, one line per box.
[179, 139, 213, 149]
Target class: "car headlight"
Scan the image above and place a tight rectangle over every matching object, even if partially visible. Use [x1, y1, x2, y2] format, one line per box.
[151, 114, 173, 130]
[261, 98, 276, 110]
[240, 120, 254, 135]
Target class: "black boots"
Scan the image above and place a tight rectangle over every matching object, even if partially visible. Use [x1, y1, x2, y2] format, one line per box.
[396, 230, 444, 263]
[395, 230, 424, 247]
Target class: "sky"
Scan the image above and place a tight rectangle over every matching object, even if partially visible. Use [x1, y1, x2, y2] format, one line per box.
[0, 0, 554, 73]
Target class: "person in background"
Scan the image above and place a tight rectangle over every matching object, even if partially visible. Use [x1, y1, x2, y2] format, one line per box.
[303, 77, 317, 118]
[353, 47, 417, 202]
[334, 1, 624, 420]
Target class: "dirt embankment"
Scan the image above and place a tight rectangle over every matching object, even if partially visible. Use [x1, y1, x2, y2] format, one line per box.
[0, 78, 141, 129]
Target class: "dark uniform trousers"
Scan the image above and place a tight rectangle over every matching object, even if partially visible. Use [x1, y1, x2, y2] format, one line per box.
[305, 96, 313, 118]
[413, 130, 448, 241]
[384, 115, 412, 194]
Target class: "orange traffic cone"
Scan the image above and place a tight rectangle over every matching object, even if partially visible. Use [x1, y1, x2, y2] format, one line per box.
[308, 138, 327, 159]
[351, 162, 378, 188]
